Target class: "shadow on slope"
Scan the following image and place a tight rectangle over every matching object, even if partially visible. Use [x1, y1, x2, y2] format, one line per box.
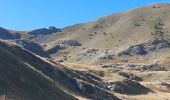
[0, 41, 76, 100]
[15, 40, 50, 58]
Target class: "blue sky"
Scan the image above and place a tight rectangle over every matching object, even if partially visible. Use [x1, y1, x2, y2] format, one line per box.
[0, 0, 170, 30]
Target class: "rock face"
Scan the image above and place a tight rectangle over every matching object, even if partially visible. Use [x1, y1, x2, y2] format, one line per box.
[27, 26, 61, 36]
[118, 39, 170, 56]
[105, 79, 152, 95]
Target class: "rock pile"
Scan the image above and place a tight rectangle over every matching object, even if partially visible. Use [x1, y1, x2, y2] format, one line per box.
[98, 51, 115, 60]
[76, 49, 100, 61]
[56, 40, 81, 47]
[76, 49, 114, 61]
[118, 39, 170, 56]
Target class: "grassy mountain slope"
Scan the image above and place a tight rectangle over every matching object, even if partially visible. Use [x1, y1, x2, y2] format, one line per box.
[0, 3, 170, 100]
[50, 3, 170, 49]
[43, 3, 170, 65]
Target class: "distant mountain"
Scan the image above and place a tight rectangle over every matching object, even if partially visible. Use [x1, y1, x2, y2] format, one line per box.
[26, 26, 61, 36]
[0, 26, 61, 40]
[0, 26, 61, 58]
[0, 27, 21, 39]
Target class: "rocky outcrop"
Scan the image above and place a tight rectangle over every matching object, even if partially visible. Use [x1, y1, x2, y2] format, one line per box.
[135, 63, 167, 72]
[76, 81, 120, 100]
[118, 39, 170, 56]
[118, 71, 142, 81]
[97, 51, 115, 60]
[76, 49, 100, 61]
[98, 63, 136, 69]
[70, 70, 102, 85]
[76, 49, 114, 61]
[56, 40, 81, 47]
[105, 79, 152, 95]
[62, 69, 120, 100]
[158, 82, 170, 92]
